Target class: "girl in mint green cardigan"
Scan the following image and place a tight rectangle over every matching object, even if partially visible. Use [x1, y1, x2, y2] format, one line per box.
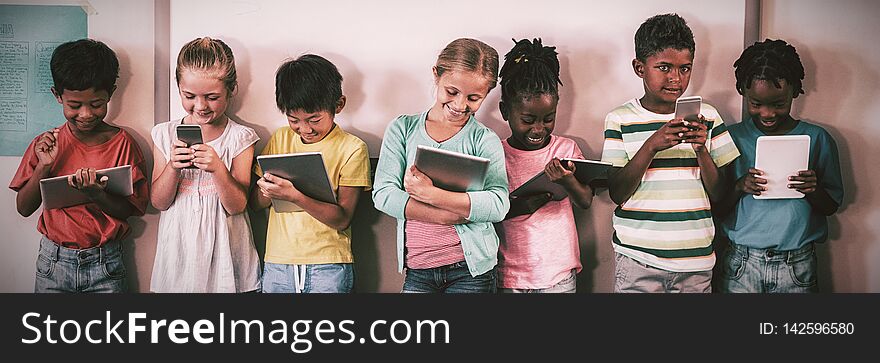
[372, 38, 509, 293]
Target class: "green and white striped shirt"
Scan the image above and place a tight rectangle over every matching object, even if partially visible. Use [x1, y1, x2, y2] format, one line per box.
[601, 98, 740, 272]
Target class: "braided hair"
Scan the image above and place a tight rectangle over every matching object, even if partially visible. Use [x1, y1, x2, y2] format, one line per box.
[734, 39, 805, 97]
[499, 38, 562, 114]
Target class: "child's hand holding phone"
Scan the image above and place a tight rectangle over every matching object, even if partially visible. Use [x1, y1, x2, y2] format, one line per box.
[682, 116, 709, 152]
[169, 139, 195, 170]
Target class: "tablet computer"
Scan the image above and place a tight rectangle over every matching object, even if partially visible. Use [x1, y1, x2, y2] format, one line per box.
[561, 158, 618, 187]
[510, 158, 617, 200]
[754, 135, 810, 199]
[510, 171, 568, 201]
[256, 152, 337, 212]
[39, 165, 134, 210]
[414, 145, 490, 192]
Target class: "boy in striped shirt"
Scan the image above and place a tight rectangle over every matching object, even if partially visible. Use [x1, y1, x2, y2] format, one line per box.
[601, 13, 740, 293]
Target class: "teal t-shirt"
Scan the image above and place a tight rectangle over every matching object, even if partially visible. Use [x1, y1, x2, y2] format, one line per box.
[721, 119, 844, 250]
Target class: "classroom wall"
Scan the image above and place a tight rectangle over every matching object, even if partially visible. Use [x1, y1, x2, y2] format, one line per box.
[1, 0, 876, 293]
[759, 0, 880, 292]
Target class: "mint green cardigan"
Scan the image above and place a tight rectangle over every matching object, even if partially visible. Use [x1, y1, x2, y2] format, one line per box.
[372, 112, 510, 277]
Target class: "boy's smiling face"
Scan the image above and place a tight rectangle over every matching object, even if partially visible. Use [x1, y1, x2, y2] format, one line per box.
[745, 78, 796, 134]
[53, 87, 113, 133]
[634, 48, 694, 114]
[285, 96, 345, 144]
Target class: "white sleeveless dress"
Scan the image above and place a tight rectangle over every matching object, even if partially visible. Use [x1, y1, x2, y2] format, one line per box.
[150, 119, 261, 292]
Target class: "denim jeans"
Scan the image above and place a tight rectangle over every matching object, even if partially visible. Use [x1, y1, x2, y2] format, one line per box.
[262, 262, 354, 293]
[402, 261, 496, 293]
[34, 236, 127, 293]
[499, 269, 577, 293]
[720, 242, 818, 293]
[613, 253, 712, 293]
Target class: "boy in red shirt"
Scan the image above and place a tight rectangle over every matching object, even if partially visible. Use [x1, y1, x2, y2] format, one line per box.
[9, 39, 148, 293]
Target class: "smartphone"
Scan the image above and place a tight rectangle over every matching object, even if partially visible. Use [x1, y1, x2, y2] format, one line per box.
[674, 96, 702, 123]
[176, 124, 203, 147]
[175, 124, 202, 169]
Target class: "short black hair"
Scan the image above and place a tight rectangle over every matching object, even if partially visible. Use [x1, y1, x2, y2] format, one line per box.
[499, 38, 562, 114]
[634, 13, 695, 62]
[50, 38, 119, 95]
[275, 54, 343, 114]
[733, 39, 805, 97]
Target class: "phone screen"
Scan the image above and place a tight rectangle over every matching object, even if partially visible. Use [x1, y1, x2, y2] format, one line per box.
[176, 125, 203, 147]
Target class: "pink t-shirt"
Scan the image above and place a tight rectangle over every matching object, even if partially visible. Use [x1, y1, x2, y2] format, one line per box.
[498, 135, 583, 289]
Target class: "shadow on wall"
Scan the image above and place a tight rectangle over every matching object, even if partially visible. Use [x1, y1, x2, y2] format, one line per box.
[797, 42, 876, 293]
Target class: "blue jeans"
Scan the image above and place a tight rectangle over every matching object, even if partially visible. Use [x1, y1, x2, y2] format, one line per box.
[262, 262, 354, 293]
[613, 253, 712, 293]
[499, 269, 578, 293]
[720, 242, 818, 293]
[35, 236, 127, 293]
[402, 261, 496, 293]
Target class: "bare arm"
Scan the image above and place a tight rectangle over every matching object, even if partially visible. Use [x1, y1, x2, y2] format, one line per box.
[191, 143, 253, 215]
[547, 159, 594, 209]
[684, 118, 725, 203]
[404, 198, 468, 225]
[791, 170, 840, 216]
[67, 168, 135, 219]
[608, 119, 690, 205]
[403, 165, 471, 217]
[16, 129, 59, 217]
[149, 142, 186, 211]
[256, 173, 363, 230]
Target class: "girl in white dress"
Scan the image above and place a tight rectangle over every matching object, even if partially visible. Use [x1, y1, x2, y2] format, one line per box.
[149, 37, 261, 292]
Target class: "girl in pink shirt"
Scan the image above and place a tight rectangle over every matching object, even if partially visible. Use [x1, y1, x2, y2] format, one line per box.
[497, 38, 595, 293]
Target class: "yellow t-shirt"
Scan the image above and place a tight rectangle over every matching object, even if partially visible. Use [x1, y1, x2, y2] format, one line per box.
[255, 124, 372, 264]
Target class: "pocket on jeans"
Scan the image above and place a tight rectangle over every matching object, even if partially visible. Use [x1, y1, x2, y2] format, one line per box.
[102, 258, 127, 280]
[724, 249, 746, 281]
[788, 252, 817, 287]
[35, 255, 55, 278]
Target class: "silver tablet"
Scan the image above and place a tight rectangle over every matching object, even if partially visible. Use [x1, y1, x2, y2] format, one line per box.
[256, 152, 337, 213]
[39, 165, 134, 210]
[414, 145, 490, 192]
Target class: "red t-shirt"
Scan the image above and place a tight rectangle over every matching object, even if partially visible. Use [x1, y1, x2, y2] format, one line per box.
[8, 123, 149, 249]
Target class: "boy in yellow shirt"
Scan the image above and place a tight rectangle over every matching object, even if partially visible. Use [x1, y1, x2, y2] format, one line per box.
[250, 54, 372, 293]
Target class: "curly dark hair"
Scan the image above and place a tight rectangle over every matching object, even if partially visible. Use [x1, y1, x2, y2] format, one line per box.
[634, 13, 695, 62]
[733, 39, 805, 96]
[498, 38, 562, 114]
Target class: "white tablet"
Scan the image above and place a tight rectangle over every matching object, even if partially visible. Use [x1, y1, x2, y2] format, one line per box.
[414, 145, 490, 192]
[754, 135, 810, 199]
[256, 152, 337, 213]
[39, 165, 134, 210]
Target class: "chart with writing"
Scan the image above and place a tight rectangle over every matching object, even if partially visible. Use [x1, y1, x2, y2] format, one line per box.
[0, 5, 86, 156]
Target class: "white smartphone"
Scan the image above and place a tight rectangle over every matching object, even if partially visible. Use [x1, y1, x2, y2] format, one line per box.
[674, 96, 702, 122]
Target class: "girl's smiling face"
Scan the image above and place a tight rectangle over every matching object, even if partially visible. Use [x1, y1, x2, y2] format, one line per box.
[178, 70, 230, 125]
[504, 93, 557, 151]
[432, 69, 492, 124]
